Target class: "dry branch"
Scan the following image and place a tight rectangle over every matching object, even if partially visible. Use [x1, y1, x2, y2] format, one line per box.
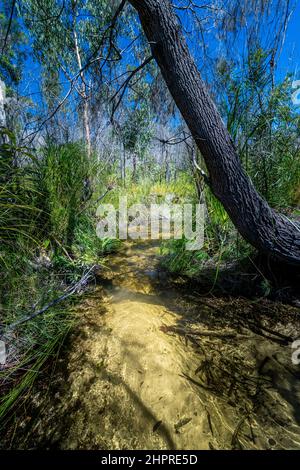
[0, 265, 97, 338]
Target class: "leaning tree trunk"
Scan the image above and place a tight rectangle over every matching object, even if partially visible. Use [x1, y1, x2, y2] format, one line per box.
[129, 0, 300, 266]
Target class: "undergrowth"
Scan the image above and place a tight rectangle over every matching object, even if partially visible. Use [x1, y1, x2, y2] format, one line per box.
[0, 132, 119, 431]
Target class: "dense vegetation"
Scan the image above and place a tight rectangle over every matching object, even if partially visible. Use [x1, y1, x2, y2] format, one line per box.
[0, 0, 299, 442]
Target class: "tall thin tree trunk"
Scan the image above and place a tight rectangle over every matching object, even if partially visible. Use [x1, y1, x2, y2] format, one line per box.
[82, 98, 91, 158]
[129, 0, 300, 265]
[73, 9, 91, 159]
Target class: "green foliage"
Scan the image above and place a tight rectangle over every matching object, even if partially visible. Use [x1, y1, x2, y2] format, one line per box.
[161, 238, 208, 275]
[0, 268, 76, 427]
[0, 128, 42, 253]
[39, 142, 91, 246]
[123, 103, 153, 155]
[163, 47, 300, 282]
[1, 3, 300, 438]
[20, 0, 124, 119]
[0, 134, 110, 429]
[217, 53, 300, 209]
[106, 173, 195, 208]
[0, 1, 26, 85]
[72, 215, 120, 264]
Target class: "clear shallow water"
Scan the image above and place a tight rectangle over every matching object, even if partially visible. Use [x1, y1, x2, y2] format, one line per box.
[12, 240, 300, 450]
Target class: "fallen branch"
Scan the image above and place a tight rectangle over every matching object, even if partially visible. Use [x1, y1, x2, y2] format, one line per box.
[79, 184, 115, 214]
[160, 324, 239, 339]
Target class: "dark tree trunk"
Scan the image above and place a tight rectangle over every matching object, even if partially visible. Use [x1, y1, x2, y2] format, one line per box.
[129, 0, 300, 266]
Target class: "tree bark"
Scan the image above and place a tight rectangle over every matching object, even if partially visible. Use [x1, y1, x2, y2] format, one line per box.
[129, 0, 300, 265]
[72, 6, 92, 159]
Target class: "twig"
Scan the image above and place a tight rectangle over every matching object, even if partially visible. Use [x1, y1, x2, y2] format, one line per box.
[231, 415, 247, 449]
[0, 266, 97, 338]
[110, 55, 153, 122]
[79, 186, 114, 214]
[192, 150, 210, 185]
[160, 324, 238, 339]
[154, 132, 192, 146]
[53, 237, 74, 261]
[1, 0, 16, 56]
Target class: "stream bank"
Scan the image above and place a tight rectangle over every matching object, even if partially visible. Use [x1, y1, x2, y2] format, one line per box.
[4, 240, 300, 450]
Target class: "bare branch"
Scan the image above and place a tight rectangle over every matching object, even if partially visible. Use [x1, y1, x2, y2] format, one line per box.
[22, 0, 128, 142]
[0, 265, 97, 338]
[110, 55, 153, 122]
[1, 0, 16, 56]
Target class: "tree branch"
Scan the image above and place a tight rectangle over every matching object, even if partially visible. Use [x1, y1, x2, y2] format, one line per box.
[1, 0, 16, 56]
[110, 55, 153, 122]
[0, 265, 97, 339]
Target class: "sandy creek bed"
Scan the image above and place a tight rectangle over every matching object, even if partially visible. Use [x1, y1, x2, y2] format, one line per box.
[8, 240, 300, 449]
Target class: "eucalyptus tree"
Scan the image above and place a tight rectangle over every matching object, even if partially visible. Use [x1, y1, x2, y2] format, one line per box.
[0, 0, 25, 87]
[20, 0, 123, 155]
[128, 0, 300, 266]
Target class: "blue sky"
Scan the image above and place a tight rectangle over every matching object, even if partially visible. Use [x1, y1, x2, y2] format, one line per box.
[277, 0, 300, 81]
[18, 0, 300, 116]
